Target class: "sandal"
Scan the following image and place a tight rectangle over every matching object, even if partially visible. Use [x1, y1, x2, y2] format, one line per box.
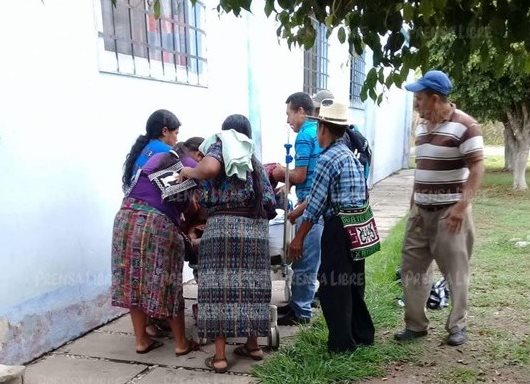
[233, 344, 264, 361]
[136, 339, 164, 354]
[175, 339, 200, 356]
[205, 355, 228, 374]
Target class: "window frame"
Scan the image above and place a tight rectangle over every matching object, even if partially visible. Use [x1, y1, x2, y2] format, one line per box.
[349, 53, 366, 109]
[303, 23, 329, 95]
[95, 0, 207, 87]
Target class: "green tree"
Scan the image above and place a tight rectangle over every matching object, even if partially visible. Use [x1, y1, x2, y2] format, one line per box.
[113, 0, 530, 97]
[428, 33, 530, 190]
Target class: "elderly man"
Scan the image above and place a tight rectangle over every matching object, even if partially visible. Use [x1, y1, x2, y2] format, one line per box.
[394, 70, 484, 346]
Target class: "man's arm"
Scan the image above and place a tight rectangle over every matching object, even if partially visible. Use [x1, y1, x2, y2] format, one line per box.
[289, 220, 313, 261]
[272, 165, 307, 185]
[444, 159, 484, 232]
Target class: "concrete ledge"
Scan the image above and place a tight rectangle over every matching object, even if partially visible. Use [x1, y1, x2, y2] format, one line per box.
[0, 364, 25, 384]
[0, 287, 125, 365]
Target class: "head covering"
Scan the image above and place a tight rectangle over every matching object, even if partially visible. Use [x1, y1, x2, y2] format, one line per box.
[405, 70, 452, 95]
[308, 99, 350, 126]
[311, 89, 335, 108]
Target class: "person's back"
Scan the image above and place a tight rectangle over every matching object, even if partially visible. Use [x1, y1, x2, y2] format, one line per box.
[342, 125, 371, 180]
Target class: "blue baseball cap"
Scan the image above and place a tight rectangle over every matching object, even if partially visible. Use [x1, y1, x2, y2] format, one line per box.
[405, 70, 452, 95]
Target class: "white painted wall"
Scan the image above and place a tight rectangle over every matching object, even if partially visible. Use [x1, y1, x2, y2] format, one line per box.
[0, 0, 411, 364]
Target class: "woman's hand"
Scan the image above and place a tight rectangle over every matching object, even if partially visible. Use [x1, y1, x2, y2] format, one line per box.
[178, 167, 193, 183]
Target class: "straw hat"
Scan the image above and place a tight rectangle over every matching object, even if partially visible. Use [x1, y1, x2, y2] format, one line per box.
[310, 99, 351, 126]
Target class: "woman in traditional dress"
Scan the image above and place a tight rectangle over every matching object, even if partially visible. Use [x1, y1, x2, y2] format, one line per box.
[179, 114, 276, 373]
[122, 109, 180, 192]
[112, 115, 198, 356]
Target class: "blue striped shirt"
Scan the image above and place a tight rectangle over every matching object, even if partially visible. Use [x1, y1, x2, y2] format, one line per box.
[294, 120, 322, 202]
[303, 139, 367, 223]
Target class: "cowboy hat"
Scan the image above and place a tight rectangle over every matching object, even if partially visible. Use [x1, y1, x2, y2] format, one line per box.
[309, 98, 351, 126]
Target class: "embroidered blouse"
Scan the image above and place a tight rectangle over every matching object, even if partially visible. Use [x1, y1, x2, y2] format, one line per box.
[199, 139, 276, 216]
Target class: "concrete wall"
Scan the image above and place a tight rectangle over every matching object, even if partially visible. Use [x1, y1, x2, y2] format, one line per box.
[0, 0, 411, 364]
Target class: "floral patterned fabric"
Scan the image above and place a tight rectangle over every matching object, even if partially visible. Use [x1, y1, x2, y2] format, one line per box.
[198, 139, 276, 216]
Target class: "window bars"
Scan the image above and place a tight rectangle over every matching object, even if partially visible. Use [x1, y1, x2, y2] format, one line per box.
[99, 0, 207, 86]
[349, 53, 365, 109]
[303, 23, 329, 95]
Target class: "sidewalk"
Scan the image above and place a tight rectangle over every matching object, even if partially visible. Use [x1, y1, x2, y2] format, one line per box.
[22, 169, 414, 384]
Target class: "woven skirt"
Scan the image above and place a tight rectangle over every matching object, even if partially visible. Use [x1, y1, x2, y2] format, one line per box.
[197, 215, 271, 338]
[111, 198, 185, 318]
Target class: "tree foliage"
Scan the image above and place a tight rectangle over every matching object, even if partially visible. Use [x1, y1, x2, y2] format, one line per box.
[112, 0, 530, 101]
[428, 32, 530, 123]
[428, 32, 530, 189]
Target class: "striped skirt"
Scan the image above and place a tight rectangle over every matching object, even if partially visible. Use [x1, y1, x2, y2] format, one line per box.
[111, 198, 185, 318]
[197, 215, 271, 339]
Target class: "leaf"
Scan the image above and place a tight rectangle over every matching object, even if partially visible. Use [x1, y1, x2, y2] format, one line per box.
[377, 93, 384, 105]
[378, 67, 385, 84]
[277, 0, 294, 10]
[360, 84, 369, 102]
[403, 3, 414, 22]
[153, 0, 161, 19]
[264, 0, 275, 17]
[433, 0, 447, 11]
[325, 15, 334, 28]
[303, 24, 316, 49]
[385, 72, 394, 88]
[338, 27, 346, 44]
[366, 67, 378, 90]
[419, 0, 433, 21]
[369, 87, 377, 101]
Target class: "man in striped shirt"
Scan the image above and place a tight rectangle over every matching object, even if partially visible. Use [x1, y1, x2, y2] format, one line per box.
[394, 70, 485, 346]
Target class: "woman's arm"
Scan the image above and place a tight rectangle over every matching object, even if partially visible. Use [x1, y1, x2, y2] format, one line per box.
[180, 156, 222, 181]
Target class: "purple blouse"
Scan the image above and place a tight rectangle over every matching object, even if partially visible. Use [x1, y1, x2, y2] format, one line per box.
[128, 153, 197, 225]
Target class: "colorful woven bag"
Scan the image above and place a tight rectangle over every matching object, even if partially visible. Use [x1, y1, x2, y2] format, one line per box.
[337, 204, 381, 260]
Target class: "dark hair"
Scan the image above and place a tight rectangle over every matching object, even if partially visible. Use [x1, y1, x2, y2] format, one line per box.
[285, 92, 314, 116]
[175, 136, 204, 158]
[122, 109, 181, 189]
[221, 114, 252, 139]
[320, 120, 347, 138]
[221, 114, 266, 218]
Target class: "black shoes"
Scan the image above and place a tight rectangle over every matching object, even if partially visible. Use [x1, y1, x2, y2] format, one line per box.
[447, 328, 467, 346]
[394, 328, 428, 341]
[277, 308, 310, 326]
[276, 305, 292, 316]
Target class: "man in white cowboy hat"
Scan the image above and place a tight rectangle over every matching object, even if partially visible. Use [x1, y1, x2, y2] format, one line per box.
[288, 99, 375, 353]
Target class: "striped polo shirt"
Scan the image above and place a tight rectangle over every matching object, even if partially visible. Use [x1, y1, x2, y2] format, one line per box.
[414, 105, 484, 206]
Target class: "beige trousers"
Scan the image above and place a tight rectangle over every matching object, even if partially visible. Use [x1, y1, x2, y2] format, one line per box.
[401, 204, 475, 333]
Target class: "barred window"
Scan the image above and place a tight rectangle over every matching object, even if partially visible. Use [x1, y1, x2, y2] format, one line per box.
[303, 24, 329, 95]
[349, 54, 365, 108]
[98, 0, 207, 86]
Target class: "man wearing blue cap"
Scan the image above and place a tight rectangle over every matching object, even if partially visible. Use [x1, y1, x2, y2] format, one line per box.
[394, 70, 485, 346]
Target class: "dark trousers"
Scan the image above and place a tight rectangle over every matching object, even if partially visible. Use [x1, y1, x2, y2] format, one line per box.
[318, 216, 375, 353]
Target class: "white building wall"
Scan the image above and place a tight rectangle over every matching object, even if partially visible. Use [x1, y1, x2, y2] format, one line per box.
[0, 0, 411, 364]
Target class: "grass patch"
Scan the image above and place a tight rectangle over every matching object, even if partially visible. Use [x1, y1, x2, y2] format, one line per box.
[254, 220, 421, 384]
[438, 367, 480, 383]
[256, 163, 530, 383]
